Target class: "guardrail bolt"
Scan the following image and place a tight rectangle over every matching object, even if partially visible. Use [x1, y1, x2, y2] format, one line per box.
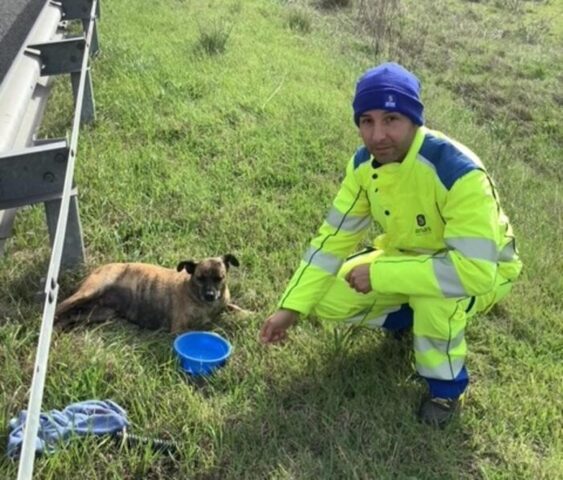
[43, 172, 55, 182]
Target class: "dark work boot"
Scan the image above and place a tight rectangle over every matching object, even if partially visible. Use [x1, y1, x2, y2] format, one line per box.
[418, 397, 459, 428]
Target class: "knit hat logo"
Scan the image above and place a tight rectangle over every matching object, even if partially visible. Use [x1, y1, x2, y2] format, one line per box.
[384, 94, 396, 108]
[352, 62, 424, 126]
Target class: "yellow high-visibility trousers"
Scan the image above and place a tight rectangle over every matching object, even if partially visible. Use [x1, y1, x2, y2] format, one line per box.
[312, 249, 515, 398]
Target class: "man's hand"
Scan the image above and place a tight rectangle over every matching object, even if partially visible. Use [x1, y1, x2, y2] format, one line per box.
[259, 309, 299, 344]
[345, 264, 372, 294]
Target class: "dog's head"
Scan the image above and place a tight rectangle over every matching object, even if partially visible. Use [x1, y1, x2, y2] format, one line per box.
[176, 254, 239, 303]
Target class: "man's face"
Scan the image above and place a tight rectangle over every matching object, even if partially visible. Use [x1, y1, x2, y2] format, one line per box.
[358, 110, 418, 164]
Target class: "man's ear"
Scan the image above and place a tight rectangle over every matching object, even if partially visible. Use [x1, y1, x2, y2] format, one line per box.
[177, 260, 197, 274]
[222, 254, 240, 269]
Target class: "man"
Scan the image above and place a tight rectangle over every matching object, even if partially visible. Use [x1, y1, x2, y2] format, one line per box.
[259, 62, 522, 427]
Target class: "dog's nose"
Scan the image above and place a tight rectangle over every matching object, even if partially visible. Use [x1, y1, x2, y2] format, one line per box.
[203, 291, 217, 302]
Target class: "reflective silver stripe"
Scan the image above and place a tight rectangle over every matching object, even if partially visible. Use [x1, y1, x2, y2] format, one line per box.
[446, 237, 498, 262]
[432, 255, 467, 297]
[303, 246, 342, 274]
[416, 358, 465, 380]
[325, 206, 371, 233]
[344, 306, 401, 328]
[499, 240, 516, 262]
[414, 331, 465, 354]
[417, 154, 436, 171]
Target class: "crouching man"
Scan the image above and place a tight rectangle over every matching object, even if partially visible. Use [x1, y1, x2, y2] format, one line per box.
[260, 62, 522, 428]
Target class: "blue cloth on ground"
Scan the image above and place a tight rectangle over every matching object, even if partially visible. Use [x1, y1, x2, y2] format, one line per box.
[7, 399, 128, 458]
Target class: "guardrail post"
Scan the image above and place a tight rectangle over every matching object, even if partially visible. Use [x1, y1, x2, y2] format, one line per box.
[0, 139, 85, 265]
[0, 209, 17, 252]
[71, 67, 95, 123]
[60, 0, 101, 55]
[45, 195, 84, 267]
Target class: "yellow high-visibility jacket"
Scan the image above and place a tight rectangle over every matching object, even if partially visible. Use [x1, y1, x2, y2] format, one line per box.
[279, 126, 522, 314]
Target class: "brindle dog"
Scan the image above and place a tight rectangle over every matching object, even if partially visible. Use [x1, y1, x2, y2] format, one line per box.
[55, 254, 244, 332]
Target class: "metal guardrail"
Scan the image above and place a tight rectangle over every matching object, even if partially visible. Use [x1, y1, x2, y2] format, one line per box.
[0, 0, 101, 478]
[0, 0, 100, 266]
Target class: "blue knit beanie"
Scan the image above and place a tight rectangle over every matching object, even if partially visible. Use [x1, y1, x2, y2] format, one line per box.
[352, 62, 424, 126]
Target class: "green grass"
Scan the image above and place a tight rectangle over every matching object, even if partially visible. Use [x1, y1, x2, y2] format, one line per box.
[1, 0, 562, 478]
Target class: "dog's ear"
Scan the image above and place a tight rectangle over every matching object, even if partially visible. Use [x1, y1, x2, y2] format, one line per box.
[222, 254, 239, 269]
[177, 260, 197, 274]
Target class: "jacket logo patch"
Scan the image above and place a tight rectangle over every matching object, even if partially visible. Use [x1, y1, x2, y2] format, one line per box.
[415, 214, 431, 234]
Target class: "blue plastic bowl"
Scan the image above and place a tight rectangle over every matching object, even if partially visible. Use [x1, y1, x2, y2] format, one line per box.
[173, 331, 232, 376]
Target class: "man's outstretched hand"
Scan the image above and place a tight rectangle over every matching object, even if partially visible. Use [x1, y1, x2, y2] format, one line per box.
[259, 309, 299, 344]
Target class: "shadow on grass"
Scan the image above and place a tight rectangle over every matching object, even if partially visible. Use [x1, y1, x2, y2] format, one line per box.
[0, 255, 91, 330]
[0, 256, 50, 308]
[207, 327, 478, 479]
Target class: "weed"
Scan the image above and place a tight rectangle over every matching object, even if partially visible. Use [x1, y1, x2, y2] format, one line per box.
[356, 0, 403, 57]
[494, 0, 525, 11]
[287, 7, 313, 34]
[196, 19, 233, 55]
[317, 0, 351, 9]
